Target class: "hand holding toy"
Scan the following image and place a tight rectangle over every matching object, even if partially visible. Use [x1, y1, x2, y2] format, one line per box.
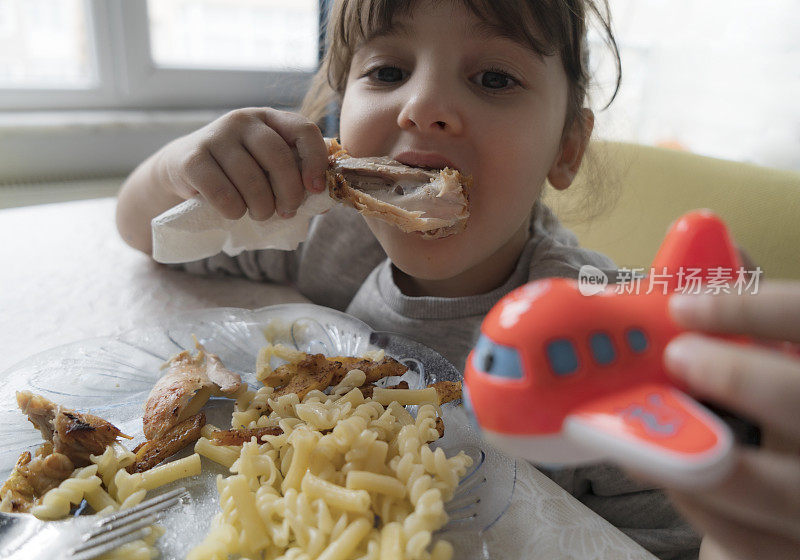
[463, 210, 774, 488]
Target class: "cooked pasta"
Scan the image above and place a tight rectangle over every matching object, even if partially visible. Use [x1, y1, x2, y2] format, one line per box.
[91, 444, 139, 507]
[139, 453, 201, 490]
[31, 465, 102, 520]
[372, 388, 439, 409]
[25, 438, 199, 560]
[189, 378, 472, 560]
[196, 436, 240, 469]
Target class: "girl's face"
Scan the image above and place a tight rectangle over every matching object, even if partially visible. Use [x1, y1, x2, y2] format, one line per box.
[339, 0, 586, 297]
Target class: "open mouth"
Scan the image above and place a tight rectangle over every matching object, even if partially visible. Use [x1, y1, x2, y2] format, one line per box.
[326, 140, 471, 239]
[393, 150, 457, 171]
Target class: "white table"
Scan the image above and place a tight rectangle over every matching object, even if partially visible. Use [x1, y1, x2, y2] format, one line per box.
[0, 197, 309, 373]
[0, 197, 655, 559]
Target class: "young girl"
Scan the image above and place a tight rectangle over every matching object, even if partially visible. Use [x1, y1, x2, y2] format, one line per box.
[117, 0, 699, 557]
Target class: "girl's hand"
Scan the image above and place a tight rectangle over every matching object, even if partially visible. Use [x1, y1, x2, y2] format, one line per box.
[157, 107, 329, 220]
[663, 282, 800, 560]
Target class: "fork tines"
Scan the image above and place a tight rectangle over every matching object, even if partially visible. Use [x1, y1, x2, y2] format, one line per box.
[69, 486, 189, 560]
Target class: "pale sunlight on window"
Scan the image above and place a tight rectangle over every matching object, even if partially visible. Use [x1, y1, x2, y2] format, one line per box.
[147, 0, 319, 72]
[589, 0, 800, 170]
[0, 0, 94, 88]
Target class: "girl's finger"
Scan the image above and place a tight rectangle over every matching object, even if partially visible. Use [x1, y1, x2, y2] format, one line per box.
[669, 282, 800, 343]
[208, 144, 275, 221]
[672, 448, 800, 541]
[242, 121, 306, 217]
[182, 148, 246, 220]
[664, 334, 800, 438]
[259, 109, 329, 194]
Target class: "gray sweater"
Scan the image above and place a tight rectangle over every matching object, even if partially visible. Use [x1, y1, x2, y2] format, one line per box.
[179, 202, 700, 559]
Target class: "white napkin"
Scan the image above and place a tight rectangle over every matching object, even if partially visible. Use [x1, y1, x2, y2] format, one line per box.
[151, 192, 336, 263]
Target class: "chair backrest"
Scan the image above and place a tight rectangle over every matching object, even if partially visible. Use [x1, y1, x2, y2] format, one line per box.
[545, 141, 800, 281]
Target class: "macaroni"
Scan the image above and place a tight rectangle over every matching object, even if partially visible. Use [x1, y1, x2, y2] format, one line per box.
[189, 376, 472, 560]
[25, 440, 200, 560]
[31, 465, 102, 520]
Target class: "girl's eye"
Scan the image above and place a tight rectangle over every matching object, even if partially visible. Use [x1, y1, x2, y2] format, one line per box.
[369, 66, 406, 83]
[475, 70, 519, 91]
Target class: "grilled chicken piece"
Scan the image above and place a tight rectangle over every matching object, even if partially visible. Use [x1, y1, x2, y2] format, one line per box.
[4, 393, 124, 513]
[0, 453, 36, 512]
[435, 417, 445, 438]
[144, 341, 242, 440]
[18, 392, 56, 442]
[428, 381, 462, 405]
[16, 391, 126, 467]
[127, 412, 206, 473]
[0, 446, 75, 513]
[209, 426, 284, 446]
[271, 354, 336, 400]
[262, 352, 408, 405]
[328, 356, 408, 386]
[326, 139, 471, 239]
[261, 352, 328, 388]
[264, 353, 408, 391]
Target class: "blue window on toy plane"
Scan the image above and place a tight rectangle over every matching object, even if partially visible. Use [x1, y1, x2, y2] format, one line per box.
[471, 335, 524, 380]
[546, 339, 579, 376]
[589, 332, 616, 365]
[626, 328, 649, 354]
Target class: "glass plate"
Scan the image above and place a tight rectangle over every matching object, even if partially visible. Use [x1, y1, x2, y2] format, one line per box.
[0, 304, 515, 559]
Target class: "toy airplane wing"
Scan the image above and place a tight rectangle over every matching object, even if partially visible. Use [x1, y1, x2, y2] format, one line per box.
[563, 383, 734, 488]
[650, 209, 744, 292]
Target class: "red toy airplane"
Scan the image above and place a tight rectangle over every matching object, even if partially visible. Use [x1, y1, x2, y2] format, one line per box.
[463, 210, 760, 488]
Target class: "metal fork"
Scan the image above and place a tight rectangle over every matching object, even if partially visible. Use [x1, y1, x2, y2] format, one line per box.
[0, 487, 188, 560]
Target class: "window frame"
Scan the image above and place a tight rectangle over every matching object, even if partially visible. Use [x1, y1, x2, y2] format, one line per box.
[0, 0, 316, 111]
[0, 0, 324, 183]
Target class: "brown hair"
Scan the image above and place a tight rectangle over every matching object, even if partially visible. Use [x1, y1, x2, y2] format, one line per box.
[301, 0, 621, 137]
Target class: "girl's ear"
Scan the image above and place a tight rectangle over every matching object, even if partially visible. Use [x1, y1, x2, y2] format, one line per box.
[548, 108, 594, 191]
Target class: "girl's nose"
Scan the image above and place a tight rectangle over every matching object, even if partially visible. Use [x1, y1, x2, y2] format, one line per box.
[396, 74, 464, 135]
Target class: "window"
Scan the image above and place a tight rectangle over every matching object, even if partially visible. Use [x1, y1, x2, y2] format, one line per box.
[0, 0, 322, 183]
[589, 332, 616, 366]
[0, 0, 320, 110]
[148, 1, 318, 72]
[471, 335, 524, 380]
[589, 0, 799, 170]
[546, 339, 579, 376]
[0, 0, 94, 89]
